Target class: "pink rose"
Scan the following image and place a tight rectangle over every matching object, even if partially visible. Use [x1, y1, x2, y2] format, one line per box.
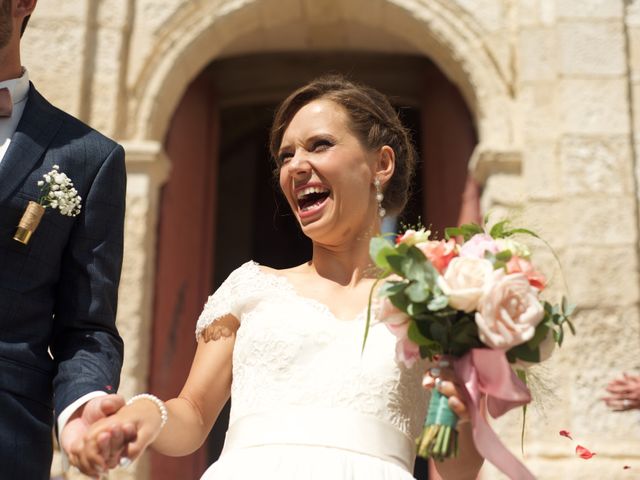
[475, 270, 545, 349]
[505, 256, 546, 291]
[459, 233, 499, 259]
[378, 298, 420, 368]
[416, 239, 458, 274]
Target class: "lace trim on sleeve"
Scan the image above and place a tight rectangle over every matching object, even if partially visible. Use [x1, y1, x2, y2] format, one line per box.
[195, 261, 256, 340]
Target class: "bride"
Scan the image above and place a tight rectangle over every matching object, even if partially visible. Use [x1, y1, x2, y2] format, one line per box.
[73, 75, 483, 479]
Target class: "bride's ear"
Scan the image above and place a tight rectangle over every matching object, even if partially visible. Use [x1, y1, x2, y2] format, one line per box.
[375, 146, 395, 188]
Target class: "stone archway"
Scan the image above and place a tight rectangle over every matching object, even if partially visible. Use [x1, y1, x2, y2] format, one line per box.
[119, 2, 522, 479]
[128, 0, 516, 152]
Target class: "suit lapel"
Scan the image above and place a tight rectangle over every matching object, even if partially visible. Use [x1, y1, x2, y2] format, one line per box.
[0, 85, 63, 203]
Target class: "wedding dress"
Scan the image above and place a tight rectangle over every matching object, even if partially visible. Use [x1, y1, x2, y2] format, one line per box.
[196, 261, 429, 479]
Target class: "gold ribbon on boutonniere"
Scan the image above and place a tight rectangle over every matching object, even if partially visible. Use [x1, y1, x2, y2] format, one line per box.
[13, 165, 82, 245]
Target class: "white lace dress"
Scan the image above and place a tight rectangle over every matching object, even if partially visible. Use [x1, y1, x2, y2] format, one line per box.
[196, 261, 429, 479]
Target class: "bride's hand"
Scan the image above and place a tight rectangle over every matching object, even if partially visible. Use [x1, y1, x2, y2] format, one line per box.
[73, 399, 164, 476]
[422, 358, 470, 423]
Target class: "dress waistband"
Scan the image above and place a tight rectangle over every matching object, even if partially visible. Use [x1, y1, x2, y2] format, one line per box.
[222, 407, 415, 472]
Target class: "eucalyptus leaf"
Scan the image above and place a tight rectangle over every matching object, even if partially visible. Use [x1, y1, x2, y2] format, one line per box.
[428, 295, 449, 311]
[370, 237, 395, 270]
[379, 281, 407, 297]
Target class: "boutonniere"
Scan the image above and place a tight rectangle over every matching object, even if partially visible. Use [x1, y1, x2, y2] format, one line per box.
[14, 165, 82, 244]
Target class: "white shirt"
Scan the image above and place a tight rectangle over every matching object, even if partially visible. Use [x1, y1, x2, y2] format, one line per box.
[0, 68, 30, 165]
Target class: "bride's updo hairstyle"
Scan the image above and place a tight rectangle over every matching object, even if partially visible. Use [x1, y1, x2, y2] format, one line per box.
[269, 75, 417, 216]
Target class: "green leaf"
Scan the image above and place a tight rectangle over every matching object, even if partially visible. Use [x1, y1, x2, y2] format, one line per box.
[495, 250, 513, 262]
[507, 343, 541, 363]
[444, 227, 464, 240]
[428, 295, 449, 311]
[378, 280, 407, 297]
[407, 300, 428, 317]
[526, 324, 549, 351]
[502, 227, 540, 239]
[408, 320, 433, 346]
[515, 369, 528, 456]
[489, 220, 510, 238]
[566, 318, 576, 335]
[362, 277, 382, 354]
[387, 255, 406, 277]
[369, 237, 395, 270]
[429, 322, 448, 349]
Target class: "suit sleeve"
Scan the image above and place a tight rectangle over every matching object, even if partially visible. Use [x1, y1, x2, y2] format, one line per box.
[50, 143, 126, 419]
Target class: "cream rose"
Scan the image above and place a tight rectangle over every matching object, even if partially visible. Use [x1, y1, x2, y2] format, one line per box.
[437, 257, 494, 312]
[475, 269, 545, 350]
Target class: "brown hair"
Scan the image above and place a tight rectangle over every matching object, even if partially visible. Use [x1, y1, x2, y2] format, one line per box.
[269, 75, 417, 216]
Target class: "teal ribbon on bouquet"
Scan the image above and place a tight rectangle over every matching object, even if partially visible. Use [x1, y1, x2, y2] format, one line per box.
[453, 349, 536, 480]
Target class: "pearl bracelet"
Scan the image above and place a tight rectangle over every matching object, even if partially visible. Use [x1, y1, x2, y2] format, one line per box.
[126, 393, 168, 429]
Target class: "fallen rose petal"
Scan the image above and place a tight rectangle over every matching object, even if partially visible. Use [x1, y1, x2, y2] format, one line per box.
[559, 430, 573, 440]
[576, 445, 596, 459]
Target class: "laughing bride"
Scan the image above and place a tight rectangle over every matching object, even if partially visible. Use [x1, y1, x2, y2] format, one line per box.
[73, 75, 483, 480]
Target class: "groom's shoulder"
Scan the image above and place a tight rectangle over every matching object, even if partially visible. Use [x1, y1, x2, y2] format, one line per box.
[29, 85, 120, 156]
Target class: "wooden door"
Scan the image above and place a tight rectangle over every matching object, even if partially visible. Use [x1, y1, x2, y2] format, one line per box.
[149, 76, 219, 479]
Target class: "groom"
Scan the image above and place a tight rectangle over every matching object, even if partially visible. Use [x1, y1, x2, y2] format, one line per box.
[0, 1, 132, 478]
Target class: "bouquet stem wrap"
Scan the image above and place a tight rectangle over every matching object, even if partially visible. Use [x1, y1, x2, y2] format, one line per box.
[417, 389, 459, 460]
[453, 348, 535, 480]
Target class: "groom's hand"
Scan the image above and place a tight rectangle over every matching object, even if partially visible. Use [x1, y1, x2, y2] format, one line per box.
[61, 395, 137, 474]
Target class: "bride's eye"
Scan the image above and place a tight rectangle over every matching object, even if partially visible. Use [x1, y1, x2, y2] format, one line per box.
[278, 151, 293, 164]
[311, 139, 333, 152]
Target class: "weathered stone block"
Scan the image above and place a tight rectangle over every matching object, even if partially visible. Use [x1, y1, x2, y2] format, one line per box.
[518, 28, 557, 82]
[564, 196, 637, 246]
[558, 79, 629, 135]
[562, 246, 639, 308]
[558, 22, 625, 76]
[518, 83, 559, 141]
[559, 135, 634, 195]
[556, 0, 623, 19]
[522, 143, 561, 200]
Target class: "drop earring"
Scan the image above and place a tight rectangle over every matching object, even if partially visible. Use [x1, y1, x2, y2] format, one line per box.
[374, 178, 386, 218]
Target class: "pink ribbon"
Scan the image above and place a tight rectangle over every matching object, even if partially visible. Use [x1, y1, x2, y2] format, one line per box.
[453, 349, 536, 480]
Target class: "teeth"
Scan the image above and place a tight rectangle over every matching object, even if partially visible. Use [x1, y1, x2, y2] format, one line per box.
[296, 186, 329, 200]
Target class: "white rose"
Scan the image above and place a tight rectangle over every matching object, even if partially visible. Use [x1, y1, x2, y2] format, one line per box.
[475, 270, 545, 350]
[437, 257, 494, 312]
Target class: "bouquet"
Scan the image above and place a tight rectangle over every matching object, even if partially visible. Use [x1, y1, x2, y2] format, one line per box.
[364, 220, 575, 479]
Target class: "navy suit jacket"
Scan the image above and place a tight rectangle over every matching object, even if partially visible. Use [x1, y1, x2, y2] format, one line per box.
[0, 85, 125, 478]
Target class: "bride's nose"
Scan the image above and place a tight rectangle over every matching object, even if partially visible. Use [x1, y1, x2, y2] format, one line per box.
[289, 151, 312, 178]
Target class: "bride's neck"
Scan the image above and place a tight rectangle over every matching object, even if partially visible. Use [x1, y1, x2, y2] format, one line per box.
[309, 235, 378, 286]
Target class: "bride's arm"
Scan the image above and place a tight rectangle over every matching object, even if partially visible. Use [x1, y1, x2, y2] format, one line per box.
[151, 318, 235, 455]
[71, 315, 237, 474]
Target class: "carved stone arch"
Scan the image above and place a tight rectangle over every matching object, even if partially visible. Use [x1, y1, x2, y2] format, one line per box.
[128, 0, 520, 179]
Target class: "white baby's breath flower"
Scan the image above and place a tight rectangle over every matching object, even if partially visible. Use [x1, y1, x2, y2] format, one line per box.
[37, 167, 82, 217]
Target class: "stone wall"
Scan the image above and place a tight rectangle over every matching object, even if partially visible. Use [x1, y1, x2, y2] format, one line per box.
[27, 1, 639, 479]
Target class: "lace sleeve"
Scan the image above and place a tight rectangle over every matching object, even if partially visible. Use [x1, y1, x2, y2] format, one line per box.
[195, 261, 255, 339]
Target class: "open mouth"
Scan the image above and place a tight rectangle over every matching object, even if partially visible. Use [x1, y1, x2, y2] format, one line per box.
[296, 185, 331, 213]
